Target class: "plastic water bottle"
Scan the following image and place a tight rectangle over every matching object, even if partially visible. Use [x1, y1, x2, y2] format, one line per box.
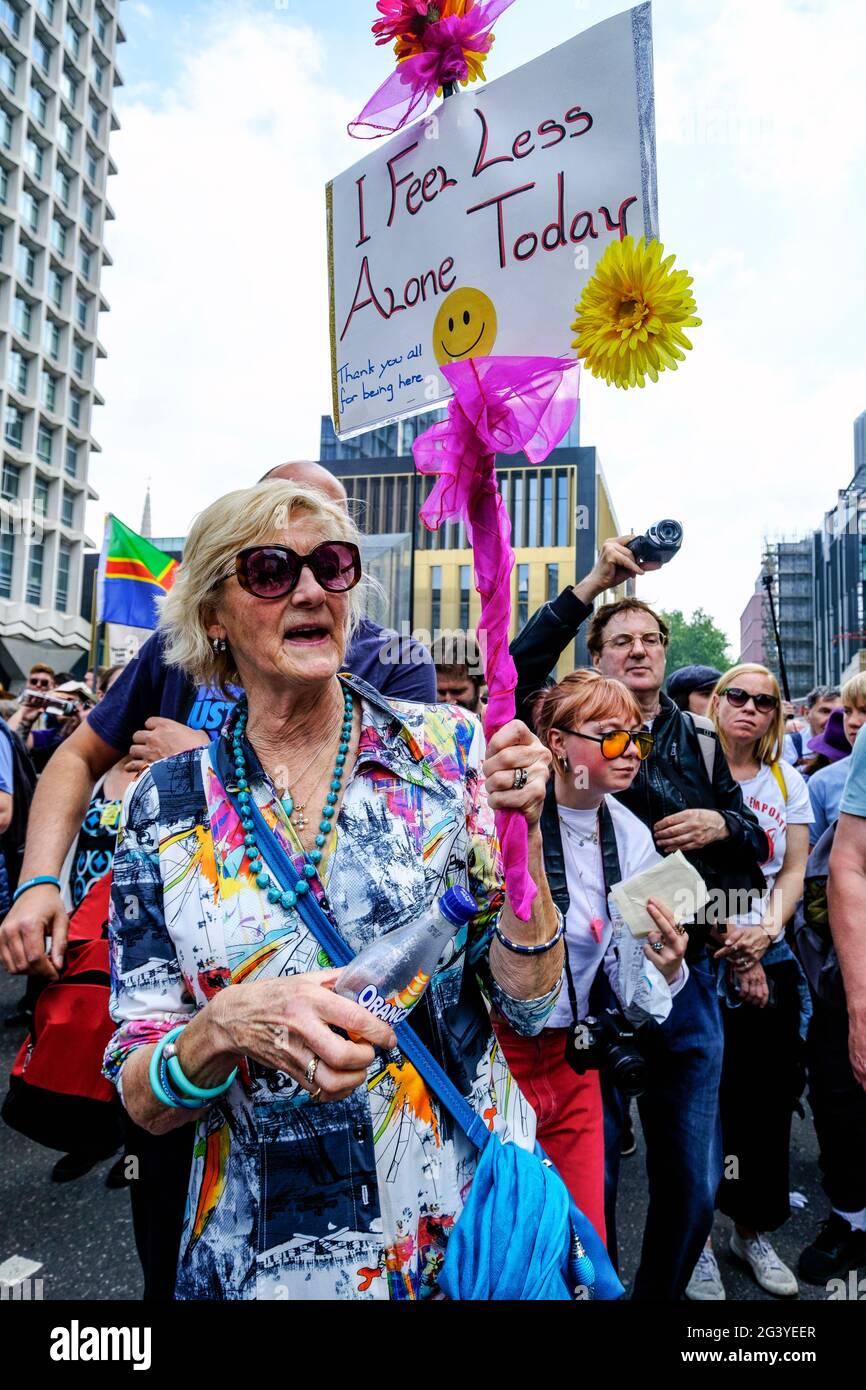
[335, 886, 477, 1032]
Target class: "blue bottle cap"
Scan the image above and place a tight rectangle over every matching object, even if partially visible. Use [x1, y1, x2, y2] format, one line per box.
[438, 885, 478, 927]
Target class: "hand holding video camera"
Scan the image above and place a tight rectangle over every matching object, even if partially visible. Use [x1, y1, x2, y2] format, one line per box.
[575, 521, 683, 605]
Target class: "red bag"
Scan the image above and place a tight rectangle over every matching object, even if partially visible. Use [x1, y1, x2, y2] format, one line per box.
[2, 873, 121, 1154]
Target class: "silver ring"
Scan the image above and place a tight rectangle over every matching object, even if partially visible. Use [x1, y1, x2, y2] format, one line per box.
[304, 1055, 320, 1087]
[512, 767, 528, 791]
[650, 941, 663, 954]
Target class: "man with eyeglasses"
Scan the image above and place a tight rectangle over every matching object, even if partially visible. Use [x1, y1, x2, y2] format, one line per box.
[511, 533, 769, 1302]
[6, 664, 56, 741]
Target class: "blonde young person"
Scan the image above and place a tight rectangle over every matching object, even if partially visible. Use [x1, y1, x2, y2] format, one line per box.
[686, 664, 813, 1302]
[493, 670, 688, 1245]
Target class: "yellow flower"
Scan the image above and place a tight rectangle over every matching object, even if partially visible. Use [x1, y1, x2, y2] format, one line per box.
[572, 235, 701, 390]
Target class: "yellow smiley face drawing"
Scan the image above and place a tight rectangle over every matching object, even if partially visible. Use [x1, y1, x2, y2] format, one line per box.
[433, 287, 498, 365]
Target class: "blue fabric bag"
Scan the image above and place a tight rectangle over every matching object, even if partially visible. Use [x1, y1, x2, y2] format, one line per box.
[216, 747, 623, 1301]
[438, 1127, 621, 1300]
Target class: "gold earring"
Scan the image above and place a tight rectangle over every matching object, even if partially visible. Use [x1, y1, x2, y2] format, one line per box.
[558, 754, 570, 774]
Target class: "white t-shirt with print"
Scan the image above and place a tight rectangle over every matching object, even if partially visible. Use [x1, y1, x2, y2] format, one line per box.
[735, 759, 813, 923]
[548, 796, 677, 1028]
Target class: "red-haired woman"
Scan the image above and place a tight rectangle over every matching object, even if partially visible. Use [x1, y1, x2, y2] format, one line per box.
[492, 670, 688, 1242]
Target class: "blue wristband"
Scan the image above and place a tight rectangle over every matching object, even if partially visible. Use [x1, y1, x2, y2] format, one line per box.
[12, 876, 61, 904]
[160, 1051, 202, 1111]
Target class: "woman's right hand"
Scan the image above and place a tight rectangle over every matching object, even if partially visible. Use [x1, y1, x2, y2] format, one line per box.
[203, 972, 398, 1104]
[643, 898, 688, 984]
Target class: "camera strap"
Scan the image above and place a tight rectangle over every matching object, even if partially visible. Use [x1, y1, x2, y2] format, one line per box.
[562, 801, 624, 1025]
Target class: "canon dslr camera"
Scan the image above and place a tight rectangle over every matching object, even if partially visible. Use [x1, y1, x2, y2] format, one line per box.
[566, 1006, 648, 1098]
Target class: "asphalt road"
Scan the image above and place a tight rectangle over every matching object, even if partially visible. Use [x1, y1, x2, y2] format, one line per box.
[0, 972, 142, 1300]
[0, 969, 832, 1303]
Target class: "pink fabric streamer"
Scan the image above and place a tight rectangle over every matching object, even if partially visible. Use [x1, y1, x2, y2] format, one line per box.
[349, 0, 516, 140]
[413, 356, 580, 920]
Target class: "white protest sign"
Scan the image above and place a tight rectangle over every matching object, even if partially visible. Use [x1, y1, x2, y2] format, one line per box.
[327, 3, 657, 438]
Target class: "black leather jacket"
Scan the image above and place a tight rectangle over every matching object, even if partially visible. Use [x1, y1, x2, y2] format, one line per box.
[511, 589, 770, 927]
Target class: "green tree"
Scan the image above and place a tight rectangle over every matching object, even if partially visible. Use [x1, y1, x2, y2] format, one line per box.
[659, 608, 733, 678]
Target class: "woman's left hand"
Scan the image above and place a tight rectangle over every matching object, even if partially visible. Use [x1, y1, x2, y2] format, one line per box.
[643, 898, 688, 984]
[482, 721, 552, 829]
[713, 924, 771, 971]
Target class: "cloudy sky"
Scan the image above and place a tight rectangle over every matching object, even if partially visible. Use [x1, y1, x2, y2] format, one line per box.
[91, 0, 866, 650]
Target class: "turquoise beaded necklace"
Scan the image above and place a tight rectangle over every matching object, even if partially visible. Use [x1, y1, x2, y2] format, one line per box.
[230, 687, 354, 909]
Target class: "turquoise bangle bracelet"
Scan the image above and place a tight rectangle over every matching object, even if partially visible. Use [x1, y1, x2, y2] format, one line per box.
[12, 875, 61, 904]
[148, 1026, 188, 1109]
[167, 1050, 237, 1101]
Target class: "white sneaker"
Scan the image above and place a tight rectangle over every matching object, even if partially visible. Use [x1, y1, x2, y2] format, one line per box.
[685, 1245, 726, 1300]
[730, 1230, 798, 1297]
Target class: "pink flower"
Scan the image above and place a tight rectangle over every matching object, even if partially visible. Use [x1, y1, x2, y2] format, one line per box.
[351, 0, 515, 139]
[372, 0, 434, 46]
[411, 10, 495, 84]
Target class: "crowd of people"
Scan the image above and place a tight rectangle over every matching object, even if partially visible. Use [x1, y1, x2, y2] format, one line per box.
[1, 462, 865, 1304]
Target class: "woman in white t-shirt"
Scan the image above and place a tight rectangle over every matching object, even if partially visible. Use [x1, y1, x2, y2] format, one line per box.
[492, 669, 688, 1244]
[686, 663, 812, 1303]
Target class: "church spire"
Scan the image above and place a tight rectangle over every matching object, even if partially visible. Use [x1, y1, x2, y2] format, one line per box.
[140, 480, 152, 538]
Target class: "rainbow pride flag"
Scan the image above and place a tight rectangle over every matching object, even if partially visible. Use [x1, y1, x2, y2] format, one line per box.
[96, 515, 179, 630]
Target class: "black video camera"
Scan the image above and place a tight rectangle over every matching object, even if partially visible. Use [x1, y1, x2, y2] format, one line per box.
[565, 1005, 648, 1098]
[627, 519, 683, 567]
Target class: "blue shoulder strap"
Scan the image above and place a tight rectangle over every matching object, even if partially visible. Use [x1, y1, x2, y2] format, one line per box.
[208, 745, 491, 1153]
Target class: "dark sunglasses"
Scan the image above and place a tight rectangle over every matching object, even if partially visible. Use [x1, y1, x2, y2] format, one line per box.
[555, 727, 654, 761]
[722, 687, 779, 714]
[221, 542, 362, 600]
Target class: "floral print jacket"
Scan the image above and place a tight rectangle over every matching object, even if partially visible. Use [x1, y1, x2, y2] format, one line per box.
[104, 676, 560, 1300]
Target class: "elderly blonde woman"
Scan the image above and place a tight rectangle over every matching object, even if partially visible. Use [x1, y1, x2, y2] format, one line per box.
[103, 481, 565, 1301]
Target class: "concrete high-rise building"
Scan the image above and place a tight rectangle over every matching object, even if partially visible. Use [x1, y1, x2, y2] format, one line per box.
[763, 538, 815, 699]
[0, 0, 123, 688]
[813, 477, 866, 687]
[854, 409, 866, 487]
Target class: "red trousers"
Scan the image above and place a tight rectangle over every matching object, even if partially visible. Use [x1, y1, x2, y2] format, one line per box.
[494, 1020, 607, 1245]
